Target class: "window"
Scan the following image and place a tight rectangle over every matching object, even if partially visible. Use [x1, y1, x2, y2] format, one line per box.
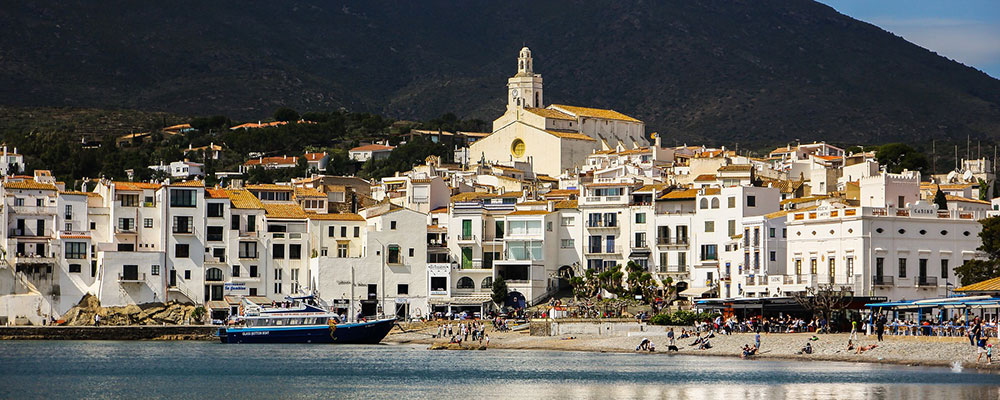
[337, 243, 348, 258]
[876, 257, 885, 276]
[704, 221, 714, 233]
[289, 244, 301, 259]
[117, 193, 139, 207]
[249, 288, 258, 296]
[678, 252, 687, 268]
[341, 226, 347, 237]
[457, 277, 474, 289]
[635, 213, 646, 224]
[250, 265, 258, 278]
[941, 259, 949, 279]
[321, 247, 328, 256]
[561, 216, 574, 226]
[274, 283, 282, 294]
[172, 216, 193, 234]
[231, 265, 240, 277]
[272, 243, 285, 259]
[175, 244, 189, 258]
[746, 196, 756, 207]
[206, 268, 223, 282]
[397, 284, 409, 295]
[781, 228, 787, 238]
[897, 195, 905, 207]
[69, 264, 81, 273]
[727, 197, 735, 208]
[495, 221, 505, 239]
[700, 244, 717, 261]
[431, 277, 447, 292]
[328, 226, 336, 237]
[170, 189, 196, 207]
[409, 248, 414, 257]
[507, 240, 543, 261]
[184, 270, 191, 280]
[769, 251, 776, 262]
[207, 203, 224, 218]
[65, 242, 87, 259]
[795, 259, 802, 275]
[231, 215, 240, 230]
[846, 257, 854, 277]
[65, 223, 72, 231]
[898, 258, 907, 278]
[711, 198, 720, 209]
[727, 220, 736, 237]
[810, 258, 817, 274]
[90, 221, 96, 230]
[561, 239, 575, 248]
[144, 196, 154, 206]
[482, 277, 493, 289]
[387, 245, 401, 264]
[354, 226, 360, 237]
[509, 220, 543, 235]
[769, 228, 775, 238]
[390, 221, 397, 230]
[64, 205, 73, 220]
[143, 218, 153, 229]
[546, 221, 553, 232]
[239, 242, 258, 258]
[117, 218, 135, 232]
[207, 226, 224, 241]
[700, 198, 709, 209]
[151, 265, 160, 276]
[247, 215, 255, 232]
[274, 268, 282, 280]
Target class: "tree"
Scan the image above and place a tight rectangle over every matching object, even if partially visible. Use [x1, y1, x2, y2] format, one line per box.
[874, 143, 929, 173]
[273, 107, 300, 122]
[933, 186, 948, 210]
[491, 278, 508, 309]
[955, 260, 1000, 286]
[792, 283, 853, 333]
[954, 216, 1000, 285]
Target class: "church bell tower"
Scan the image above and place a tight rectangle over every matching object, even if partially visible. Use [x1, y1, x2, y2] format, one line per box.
[507, 47, 543, 109]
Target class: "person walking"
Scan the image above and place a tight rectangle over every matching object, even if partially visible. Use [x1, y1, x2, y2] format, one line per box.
[876, 313, 886, 342]
[667, 328, 675, 347]
[849, 317, 858, 342]
[755, 332, 761, 350]
[94, 313, 100, 327]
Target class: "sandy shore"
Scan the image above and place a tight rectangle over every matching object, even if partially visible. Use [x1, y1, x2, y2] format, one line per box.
[387, 321, 1000, 370]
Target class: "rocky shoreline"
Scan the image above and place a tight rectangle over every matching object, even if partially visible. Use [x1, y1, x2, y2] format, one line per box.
[387, 322, 1000, 371]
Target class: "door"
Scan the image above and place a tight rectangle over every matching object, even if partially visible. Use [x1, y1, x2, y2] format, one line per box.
[169, 270, 177, 287]
[395, 303, 408, 320]
[16, 219, 24, 235]
[462, 220, 472, 239]
[37, 219, 44, 236]
[123, 265, 138, 281]
[462, 247, 473, 269]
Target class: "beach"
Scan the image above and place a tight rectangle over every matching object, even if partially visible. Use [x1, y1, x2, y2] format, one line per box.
[387, 321, 1000, 370]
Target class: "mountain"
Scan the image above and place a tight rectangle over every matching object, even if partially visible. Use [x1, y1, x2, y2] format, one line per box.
[1, 0, 999, 147]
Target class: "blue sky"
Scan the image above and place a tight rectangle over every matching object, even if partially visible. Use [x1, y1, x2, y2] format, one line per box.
[819, 0, 1000, 78]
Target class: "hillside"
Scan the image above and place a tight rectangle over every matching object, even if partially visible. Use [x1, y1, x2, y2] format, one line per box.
[1, 0, 999, 147]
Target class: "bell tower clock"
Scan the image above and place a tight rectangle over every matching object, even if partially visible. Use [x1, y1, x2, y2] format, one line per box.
[507, 46, 543, 109]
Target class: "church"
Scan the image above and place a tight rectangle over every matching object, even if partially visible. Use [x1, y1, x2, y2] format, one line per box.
[469, 47, 647, 177]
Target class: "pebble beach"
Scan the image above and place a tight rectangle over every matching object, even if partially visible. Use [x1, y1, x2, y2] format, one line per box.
[387, 322, 1000, 370]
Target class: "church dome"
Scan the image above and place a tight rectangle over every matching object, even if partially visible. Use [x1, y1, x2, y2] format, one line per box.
[519, 46, 531, 58]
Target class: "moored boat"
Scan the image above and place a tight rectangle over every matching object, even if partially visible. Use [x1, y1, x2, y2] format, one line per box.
[218, 295, 396, 344]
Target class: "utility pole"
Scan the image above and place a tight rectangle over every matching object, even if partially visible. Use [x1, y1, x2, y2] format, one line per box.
[932, 140, 936, 174]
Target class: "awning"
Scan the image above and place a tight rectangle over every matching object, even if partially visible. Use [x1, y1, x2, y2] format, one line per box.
[680, 286, 715, 298]
[629, 250, 651, 258]
[206, 301, 230, 310]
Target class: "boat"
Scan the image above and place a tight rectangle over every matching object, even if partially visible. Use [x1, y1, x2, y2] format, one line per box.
[218, 294, 396, 344]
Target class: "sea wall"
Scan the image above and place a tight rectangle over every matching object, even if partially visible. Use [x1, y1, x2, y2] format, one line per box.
[530, 320, 675, 337]
[0, 325, 217, 340]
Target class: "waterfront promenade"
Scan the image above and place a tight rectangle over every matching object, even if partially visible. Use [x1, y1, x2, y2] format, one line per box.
[0, 325, 216, 340]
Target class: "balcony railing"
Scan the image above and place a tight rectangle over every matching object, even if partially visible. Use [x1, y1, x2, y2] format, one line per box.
[657, 237, 689, 246]
[657, 265, 687, 273]
[586, 220, 618, 228]
[917, 276, 938, 287]
[118, 273, 146, 283]
[873, 275, 894, 286]
[632, 241, 648, 249]
[10, 205, 56, 215]
[585, 245, 622, 255]
[457, 234, 476, 242]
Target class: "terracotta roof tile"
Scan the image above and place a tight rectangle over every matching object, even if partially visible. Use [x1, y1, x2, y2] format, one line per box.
[550, 104, 642, 123]
[306, 212, 365, 221]
[226, 189, 264, 209]
[955, 276, 1000, 293]
[350, 144, 394, 152]
[262, 203, 307, 219]
[553, 200, 578, 209]
[659, 189, 699, 200]
[113, 181, 161, 191]
[524, 107, 576, 121]
[544, 129, 596, 142]
[4, 181, 57, 191]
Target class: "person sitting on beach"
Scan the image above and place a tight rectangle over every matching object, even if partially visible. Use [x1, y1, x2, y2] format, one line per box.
[679, 329, 690, 339]
[698, 338, 712, 350]
[691, 334, 703, 346]
[636, 338, 651, 351]
[798, 343, 813, 355]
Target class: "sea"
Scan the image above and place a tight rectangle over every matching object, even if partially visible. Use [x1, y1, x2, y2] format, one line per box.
[0, 341, 998, 399]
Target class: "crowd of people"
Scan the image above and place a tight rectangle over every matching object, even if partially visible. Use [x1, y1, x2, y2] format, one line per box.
[435, 321, 490, 347]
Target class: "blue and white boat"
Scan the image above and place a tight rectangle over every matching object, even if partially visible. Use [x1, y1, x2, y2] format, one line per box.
[218, 295, 396, 344]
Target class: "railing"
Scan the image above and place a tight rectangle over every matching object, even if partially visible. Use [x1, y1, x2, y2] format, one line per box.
[10, 205, 56, 215]
[657, 237, 689, 246]
[585, 245, 623, 255]
[205, 256, 226, 264]
[428, 240, 448, 248]
[586, 220, 618, 228]
[783, 276, 796, 284]
[118, 273, 146, 283]
[239, 231, 258, 238]
[917, 276, 938, 287]
[632, 241, 648, 249]
[873, 275, 894, 286]
[238, 252, 259, 260]
[657, 265, 687, 273]
[457, 234, 476, 241]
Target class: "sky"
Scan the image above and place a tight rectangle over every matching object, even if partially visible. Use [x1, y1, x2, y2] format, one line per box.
[819, 0, 1000, 79]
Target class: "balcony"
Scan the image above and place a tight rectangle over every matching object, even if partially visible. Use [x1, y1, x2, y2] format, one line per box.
[58, 230, 91, 239]
[232, 274, 261, 283]
[656, 237, 689, 247]
[205, 256, 226, 264]
[10, 205, 56, 215]
[917, 276, 938, 287]
[8, 229, 52, 238]
[584, 245, 622, 256]
[657, 265, 688, 274]
[14, 254, 57, 265]
[118, 273, 146, 283]
[586, 220, 618, 229]
[172, 227, 195, 235]
[873, 275, 894, 286]
[631, 241, 648, 249]
[239, 231, 258, 239]
[456, 234, 476, 243]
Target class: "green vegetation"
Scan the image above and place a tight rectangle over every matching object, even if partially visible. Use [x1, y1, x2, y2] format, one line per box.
[491, 278, 508, 308]
[649, 310, 721, 326]
[933, 186, 948, 210]
[873, 143, 930, 173]
[955, 216, 1000, 286]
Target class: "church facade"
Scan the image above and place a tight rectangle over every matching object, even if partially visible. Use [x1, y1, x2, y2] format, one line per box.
[469, 47, 647, 177]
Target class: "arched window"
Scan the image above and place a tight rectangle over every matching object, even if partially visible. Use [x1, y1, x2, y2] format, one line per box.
[519, 60, 524, 70]
[457, 277, 475, 289]
[699, 198, 709, 209]
[711, 198, 720, 209]
[206, 268, 223, 282]
[482, 277, 493, 289]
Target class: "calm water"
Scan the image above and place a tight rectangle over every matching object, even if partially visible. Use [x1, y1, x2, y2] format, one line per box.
[0, 341, 998, 399]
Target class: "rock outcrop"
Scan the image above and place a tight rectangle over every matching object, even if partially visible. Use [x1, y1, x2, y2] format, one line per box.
[60, 294, 198, 326]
